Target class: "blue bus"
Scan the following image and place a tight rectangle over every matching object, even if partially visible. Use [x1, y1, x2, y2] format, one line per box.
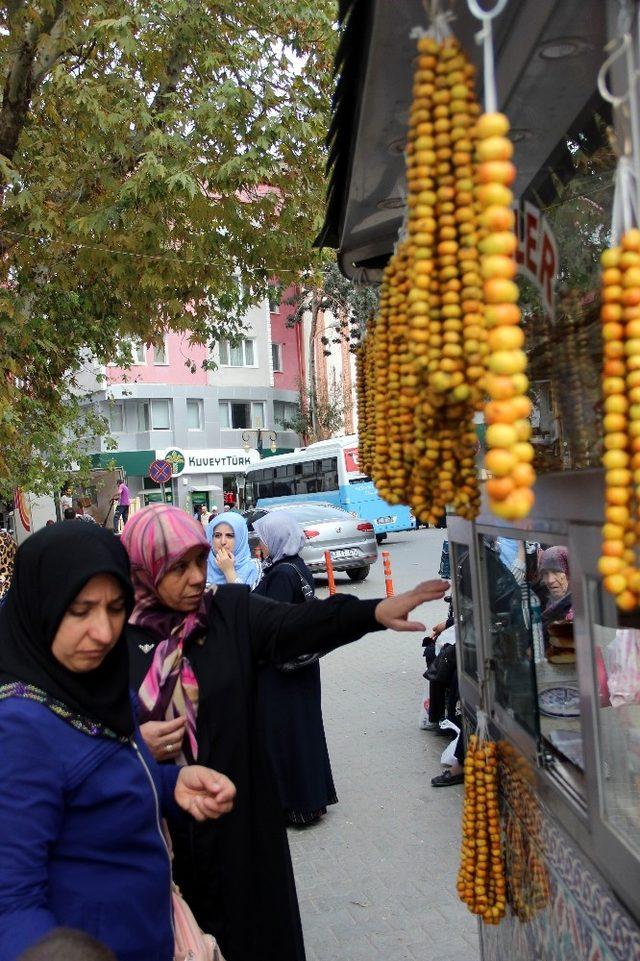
[242, 435, 415, 541]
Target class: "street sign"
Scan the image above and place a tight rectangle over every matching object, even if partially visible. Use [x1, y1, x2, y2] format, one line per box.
[148, 459, 173, 485]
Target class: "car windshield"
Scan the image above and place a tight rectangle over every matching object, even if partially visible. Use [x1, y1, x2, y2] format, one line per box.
[270, 503, 349, 524]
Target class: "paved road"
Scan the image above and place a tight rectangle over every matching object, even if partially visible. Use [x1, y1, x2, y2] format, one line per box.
[288, 528, 479, 961]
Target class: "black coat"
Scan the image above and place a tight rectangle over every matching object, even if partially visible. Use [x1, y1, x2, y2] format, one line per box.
[254, 556, 337, 818]
[127, 585, 381, 961]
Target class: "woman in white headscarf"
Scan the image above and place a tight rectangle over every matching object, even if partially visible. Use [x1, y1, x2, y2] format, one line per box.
[252, 510, 338, 826]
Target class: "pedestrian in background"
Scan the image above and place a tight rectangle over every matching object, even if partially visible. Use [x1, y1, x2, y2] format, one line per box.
[112, 478, 131, 533]
[205, 511, 262, 588]
[0, 523, 235, 961]
[253, 510, 337, 825]
[122, 504, 448, 961]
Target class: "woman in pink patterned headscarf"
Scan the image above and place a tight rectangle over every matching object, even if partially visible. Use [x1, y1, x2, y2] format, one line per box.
[120, 504, 450, 961]
[121, 504, 212, 764]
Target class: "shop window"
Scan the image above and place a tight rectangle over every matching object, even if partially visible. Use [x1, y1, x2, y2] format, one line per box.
[151, 399, 171, 430]
[481, 534, 584, 789]
[219, 338, 256, 367]
[271, 343, 283, 372]
[588, 584, 640, 856]
[450, 542, 477, 680]
[186, 399, 203, 431]
[108, 402, 125, 433]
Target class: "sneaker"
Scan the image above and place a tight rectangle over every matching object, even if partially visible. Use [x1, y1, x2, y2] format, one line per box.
[431, 770, 464, 787]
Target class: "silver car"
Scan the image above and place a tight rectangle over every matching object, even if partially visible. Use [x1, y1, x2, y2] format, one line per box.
[244, 502, 378, 581]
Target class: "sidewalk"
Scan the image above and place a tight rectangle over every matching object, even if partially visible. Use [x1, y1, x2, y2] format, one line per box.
[288, 530, 479, 961]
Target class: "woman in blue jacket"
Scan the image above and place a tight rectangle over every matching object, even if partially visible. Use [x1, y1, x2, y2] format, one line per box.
[0, 523, 235, 961]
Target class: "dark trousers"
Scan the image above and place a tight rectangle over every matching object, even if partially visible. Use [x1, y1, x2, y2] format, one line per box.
[113, 504, 129, 532]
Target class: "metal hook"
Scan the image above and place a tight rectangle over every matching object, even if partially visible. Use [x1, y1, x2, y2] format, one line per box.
[466, 0, 509, 21]
[597, 35, 632, 107]
[466, 0, 509, 114]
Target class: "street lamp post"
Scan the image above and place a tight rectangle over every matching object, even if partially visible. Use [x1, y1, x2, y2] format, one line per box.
[242, 429, 277, 455]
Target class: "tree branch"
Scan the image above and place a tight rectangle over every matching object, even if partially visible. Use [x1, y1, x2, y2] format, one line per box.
[0, 0, 67, 164]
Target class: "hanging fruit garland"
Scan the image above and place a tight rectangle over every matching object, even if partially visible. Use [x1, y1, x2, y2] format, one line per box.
[457, 714, 506, 924]
[355, 0, 535, 525]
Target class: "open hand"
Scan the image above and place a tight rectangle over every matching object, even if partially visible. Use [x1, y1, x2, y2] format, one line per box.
[139, 716, 187, 762]
[175, 766, 236, 821]
[374, 580, 450, 632]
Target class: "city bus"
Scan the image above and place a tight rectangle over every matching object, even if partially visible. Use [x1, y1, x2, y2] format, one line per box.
[242, 435, 415, 541]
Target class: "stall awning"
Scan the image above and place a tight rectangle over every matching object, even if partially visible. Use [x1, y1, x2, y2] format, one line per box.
[316, 0, 607, 280]
[90, 450, 155, 477]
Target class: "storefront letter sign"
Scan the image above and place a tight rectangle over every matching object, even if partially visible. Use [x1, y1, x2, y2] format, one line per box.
[514, 201, 557, 318]
[157, 448, 260, 476]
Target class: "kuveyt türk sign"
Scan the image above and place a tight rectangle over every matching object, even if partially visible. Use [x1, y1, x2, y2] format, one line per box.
[157, 448, 261, 476]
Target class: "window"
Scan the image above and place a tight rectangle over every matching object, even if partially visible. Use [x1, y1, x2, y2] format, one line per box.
[151, 399, 171, 430]
[137, 402, 150, 431]
[273, 401, 299, 428]
[154, 339, 168, 365]
[268, 287, 281, 313]
[219, 401, 265, 430]
[251, 401, 265, 428]
[219, 338, 257, 367]
[187, 399, 203, 431]
[108, 402, 125, 433]
[271, 343, 283, 372]
[128, 340, 146, 364]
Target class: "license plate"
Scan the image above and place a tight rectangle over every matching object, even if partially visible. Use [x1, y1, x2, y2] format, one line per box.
[331, 549, 360, 559]
[376, 515, 396, 525]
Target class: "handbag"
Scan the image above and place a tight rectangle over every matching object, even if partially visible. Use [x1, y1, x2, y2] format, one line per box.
[173, 884, 226, 961]
[273, 563, 324, 673]
[163, 822, 226, 961]
[424, 643, 457, 685]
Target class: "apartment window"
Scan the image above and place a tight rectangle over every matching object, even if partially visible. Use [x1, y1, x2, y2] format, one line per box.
[108, 402, 125, 433]
[219, 338, 257, 367]
[219, 400, 266, 430]
[271, 343, 283, 372]
[151, 399, 171, 430]
[136, 402, 150, 431]
[187, 399, 204, 431]
[154, 339, 168, 365]
[273, 400, 299, 428]
[268, 287, 281, 313]
[128, 340, 146, 364]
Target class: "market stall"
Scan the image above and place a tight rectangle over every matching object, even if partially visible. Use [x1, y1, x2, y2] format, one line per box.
[318, 1, 640, 958]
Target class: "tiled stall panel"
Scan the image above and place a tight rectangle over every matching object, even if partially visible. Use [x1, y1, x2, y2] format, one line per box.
[480, 745, 640, 961]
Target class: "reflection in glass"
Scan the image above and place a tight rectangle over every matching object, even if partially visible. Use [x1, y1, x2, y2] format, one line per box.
[451, 543, 476, 679]
[481, 535, 538, 736]
[591, 598, 640, 854]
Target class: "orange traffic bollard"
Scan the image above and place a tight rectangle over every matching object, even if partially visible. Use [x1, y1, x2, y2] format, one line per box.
[382, 550, 394, 597]
[324, 550, 337, 595]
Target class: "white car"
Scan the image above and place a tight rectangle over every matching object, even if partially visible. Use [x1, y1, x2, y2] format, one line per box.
[244, 501, 378, 581]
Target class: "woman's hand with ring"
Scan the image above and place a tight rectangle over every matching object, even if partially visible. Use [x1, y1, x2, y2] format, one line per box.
[139, 717, 187, 761]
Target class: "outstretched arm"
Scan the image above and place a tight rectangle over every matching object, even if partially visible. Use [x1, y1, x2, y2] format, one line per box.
[247, 580, 449, 664]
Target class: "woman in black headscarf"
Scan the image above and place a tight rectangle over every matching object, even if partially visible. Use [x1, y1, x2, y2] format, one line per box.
[0, 523, 235, 961]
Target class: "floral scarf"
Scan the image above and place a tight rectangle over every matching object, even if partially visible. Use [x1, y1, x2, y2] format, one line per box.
[121, 505, 213, 763]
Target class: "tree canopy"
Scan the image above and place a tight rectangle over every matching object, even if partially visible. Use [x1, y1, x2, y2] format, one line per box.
[0, 0, 335, 495]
